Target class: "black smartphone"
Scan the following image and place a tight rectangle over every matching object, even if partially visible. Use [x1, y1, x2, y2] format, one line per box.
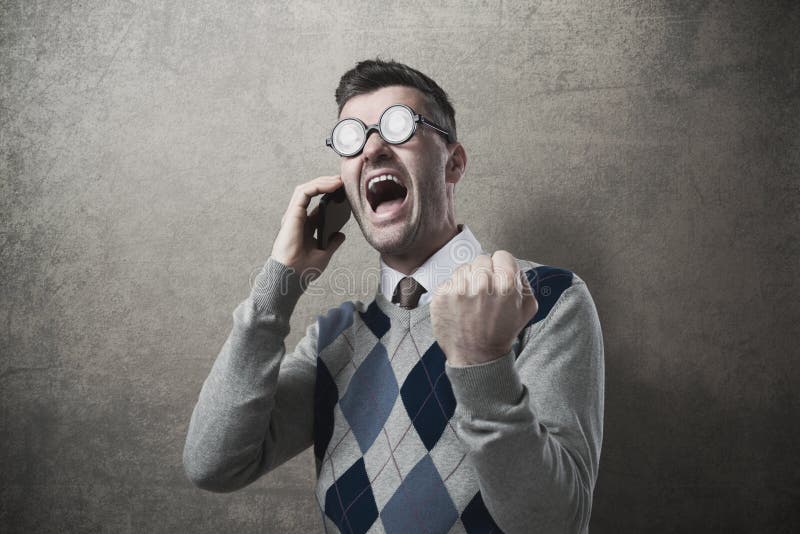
[316, 186, 352, 249]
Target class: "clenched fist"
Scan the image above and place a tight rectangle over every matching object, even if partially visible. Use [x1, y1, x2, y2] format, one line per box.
[430, 251, 538, 366]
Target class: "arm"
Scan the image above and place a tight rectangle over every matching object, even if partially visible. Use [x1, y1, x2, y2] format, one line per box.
[182, 257, 319, 492]
[444, 279, 604, 533]
[183, 174, 347, 492]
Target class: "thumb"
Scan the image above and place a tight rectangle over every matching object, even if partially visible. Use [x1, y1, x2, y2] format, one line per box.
[518, 270, 538, 315]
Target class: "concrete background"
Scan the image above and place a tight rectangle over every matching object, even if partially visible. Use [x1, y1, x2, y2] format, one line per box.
[2, 1, 798, 532]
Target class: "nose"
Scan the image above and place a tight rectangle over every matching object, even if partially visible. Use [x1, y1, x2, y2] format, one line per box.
[361, 129, 393, 162]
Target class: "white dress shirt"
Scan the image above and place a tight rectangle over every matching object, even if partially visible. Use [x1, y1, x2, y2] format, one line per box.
[379, 224, 486, 307]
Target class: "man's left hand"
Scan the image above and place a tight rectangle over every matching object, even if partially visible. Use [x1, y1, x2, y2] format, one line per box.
[430, 251, 539, 366]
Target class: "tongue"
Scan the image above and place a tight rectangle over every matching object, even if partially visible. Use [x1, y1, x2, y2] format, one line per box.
[375, 198, 404, 215]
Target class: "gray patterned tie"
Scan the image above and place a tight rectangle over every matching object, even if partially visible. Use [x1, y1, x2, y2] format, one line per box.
[391, 276, 427, 309]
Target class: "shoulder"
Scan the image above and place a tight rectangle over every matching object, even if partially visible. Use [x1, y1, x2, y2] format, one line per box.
[504, 257, 603, 358]
[511, 257, 592, 329]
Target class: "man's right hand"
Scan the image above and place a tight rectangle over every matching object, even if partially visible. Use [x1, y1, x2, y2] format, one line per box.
[270, 175, 347, 285]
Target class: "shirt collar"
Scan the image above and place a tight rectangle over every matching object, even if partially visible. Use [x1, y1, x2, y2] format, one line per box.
[379, 224, 486, 307]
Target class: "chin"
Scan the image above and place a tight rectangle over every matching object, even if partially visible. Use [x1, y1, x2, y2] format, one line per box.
[360, 222, 417, 256]
[350, 203, 412, 254]
[364, 229, 408, 255]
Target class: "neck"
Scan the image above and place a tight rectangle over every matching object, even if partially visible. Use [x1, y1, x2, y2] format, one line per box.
[380, 223, 461, 275]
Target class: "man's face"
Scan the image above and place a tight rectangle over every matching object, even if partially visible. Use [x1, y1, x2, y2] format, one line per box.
[337, 85, 456, 257]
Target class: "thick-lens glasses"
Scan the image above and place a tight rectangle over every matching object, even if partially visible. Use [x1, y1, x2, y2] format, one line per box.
[326, 104, 451, 157]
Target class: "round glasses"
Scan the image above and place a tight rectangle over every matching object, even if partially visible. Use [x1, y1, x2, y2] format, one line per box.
[326, 104, 453, 157]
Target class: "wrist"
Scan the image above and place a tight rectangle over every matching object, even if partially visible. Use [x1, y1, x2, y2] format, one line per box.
[250, 257, 306, 316]
[445, 351, 525, 418]
[444, 344, 511, 367]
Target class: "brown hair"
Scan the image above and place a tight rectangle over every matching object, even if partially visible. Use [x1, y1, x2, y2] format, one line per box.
[334, 58, 457, 142]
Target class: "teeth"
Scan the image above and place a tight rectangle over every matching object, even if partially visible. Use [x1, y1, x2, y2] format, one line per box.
[368, 174, 402, 191]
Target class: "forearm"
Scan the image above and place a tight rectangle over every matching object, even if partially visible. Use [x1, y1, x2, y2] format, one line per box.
[182, 257, 311, 493]
[445, 281, 604, 533]
[447, 353, 595, 533]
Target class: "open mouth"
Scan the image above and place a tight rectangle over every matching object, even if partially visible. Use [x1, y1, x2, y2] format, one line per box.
[366, 174, 408, 215]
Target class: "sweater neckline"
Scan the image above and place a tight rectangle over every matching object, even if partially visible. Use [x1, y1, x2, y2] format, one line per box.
[373, 290, 432, 327]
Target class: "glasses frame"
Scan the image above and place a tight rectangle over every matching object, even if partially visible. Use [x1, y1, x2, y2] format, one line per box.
[326, 103, 454, 157]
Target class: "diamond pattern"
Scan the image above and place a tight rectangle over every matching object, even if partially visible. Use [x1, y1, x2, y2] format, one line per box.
[317, 291, 528, 533]
[324, 458, 379, 534]
[461, 491, 503, 533]
[400, 341, 456, 451]
[524, 266, 574, 327]
[361, 431, 397, 511]
[314, 358, 339, 462]
[318, 301, 356, 352]
[359, 299, 391, 339]
[428, 423, 465, 480]
[380, 454, 459, 534]
[340, 342, 399, 453]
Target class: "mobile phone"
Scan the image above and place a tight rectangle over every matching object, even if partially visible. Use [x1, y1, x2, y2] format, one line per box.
[316, 186, 351, 249]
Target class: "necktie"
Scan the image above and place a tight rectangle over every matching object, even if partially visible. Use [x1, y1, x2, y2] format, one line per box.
[391, 276, 427, 309]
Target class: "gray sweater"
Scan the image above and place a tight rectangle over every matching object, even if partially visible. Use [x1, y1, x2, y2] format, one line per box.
[183, 256, 605, 533]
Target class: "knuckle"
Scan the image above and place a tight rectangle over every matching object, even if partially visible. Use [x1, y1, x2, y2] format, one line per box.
[493, 250, 514, 265]
[433, 282, 452, 299]
[455, 281, 468, 296]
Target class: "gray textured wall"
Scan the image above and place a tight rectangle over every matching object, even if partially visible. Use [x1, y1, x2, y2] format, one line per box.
[2, 1, 798, 532]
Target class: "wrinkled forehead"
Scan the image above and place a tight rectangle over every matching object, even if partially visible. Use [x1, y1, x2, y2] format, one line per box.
[338, 85, 432, 124]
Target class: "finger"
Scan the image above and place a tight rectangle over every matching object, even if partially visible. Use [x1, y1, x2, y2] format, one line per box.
[284, 175, 342, 222]
[523, 283, 539, 316]
[469, 254, 493, 292]
[290, 176, 341, 209]
[492, 269, 514, 296]
[473, 260, 493, 294]
[452, 262, 471, 295]
[491, 250, 518, 278]
[304, 215, 319, 243]
[305, 204, 321, 234]
[471, 253, 492, 271]
[519, 270, 535, 301]
[488, 251, 518, 296]
[281, 176, 339, 226]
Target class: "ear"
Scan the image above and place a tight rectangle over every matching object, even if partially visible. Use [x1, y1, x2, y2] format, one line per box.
[445, 142, 467, 185]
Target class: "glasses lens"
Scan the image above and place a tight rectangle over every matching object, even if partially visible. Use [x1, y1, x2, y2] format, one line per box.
[380, 106, 414, 143]
[332, 119, 365, 156]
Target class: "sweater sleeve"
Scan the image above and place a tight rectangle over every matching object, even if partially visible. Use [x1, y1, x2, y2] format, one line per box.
[444, 279, 605, 534]
[182, 257, 320, 493]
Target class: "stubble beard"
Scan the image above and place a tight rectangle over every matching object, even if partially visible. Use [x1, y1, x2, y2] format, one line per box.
[350, 159, 450, 257]
[353, 185, 450, 258]
[351, 196, 420, 256]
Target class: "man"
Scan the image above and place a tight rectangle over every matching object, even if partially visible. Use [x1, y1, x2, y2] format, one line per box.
[183, 59, 604, 533]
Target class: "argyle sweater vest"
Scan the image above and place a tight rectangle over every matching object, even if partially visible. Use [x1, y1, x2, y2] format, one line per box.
[183, 255, 604, 534]
[310, 266, 575, 534]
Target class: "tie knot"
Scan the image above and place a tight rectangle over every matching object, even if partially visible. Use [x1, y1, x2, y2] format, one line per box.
[391, 276, 427, 309]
